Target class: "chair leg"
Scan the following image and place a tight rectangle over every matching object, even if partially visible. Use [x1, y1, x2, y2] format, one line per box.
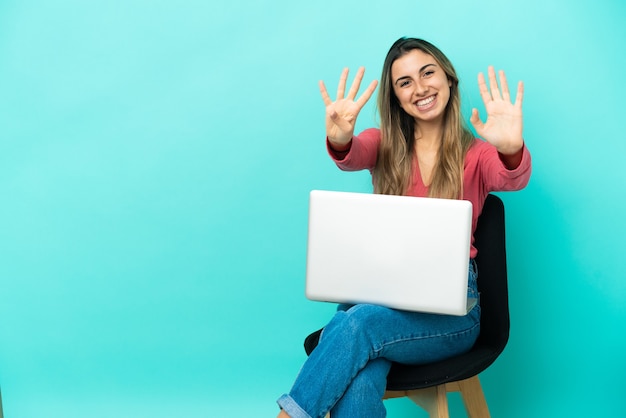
[383, 376, 490, 417]
[406, 385, 449, 418]
[456, 376, 490, 418]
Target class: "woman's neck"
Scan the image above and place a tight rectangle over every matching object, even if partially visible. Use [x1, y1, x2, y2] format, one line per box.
[413, 123, 443, 187]
[414, 122, 443, 151]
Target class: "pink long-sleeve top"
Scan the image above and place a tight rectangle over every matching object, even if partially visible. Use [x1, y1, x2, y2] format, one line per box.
[327, 128, 532, 258]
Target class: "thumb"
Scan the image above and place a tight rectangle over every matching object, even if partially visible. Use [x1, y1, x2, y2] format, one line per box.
[328, 109, 355, 132]
[469, 108, 484, 132]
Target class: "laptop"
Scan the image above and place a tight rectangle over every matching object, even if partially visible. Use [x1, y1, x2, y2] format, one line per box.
[305, 190, 476, 316]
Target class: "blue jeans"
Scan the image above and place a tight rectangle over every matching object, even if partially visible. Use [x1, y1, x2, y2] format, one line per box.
[277, 260, 481, 418]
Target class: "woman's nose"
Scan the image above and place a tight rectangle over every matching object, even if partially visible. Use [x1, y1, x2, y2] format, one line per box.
[413, 81, 428, 96]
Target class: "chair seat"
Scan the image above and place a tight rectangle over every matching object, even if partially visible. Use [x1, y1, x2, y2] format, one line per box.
[385, 344, 502, 391]
[304, 328, 503, 392]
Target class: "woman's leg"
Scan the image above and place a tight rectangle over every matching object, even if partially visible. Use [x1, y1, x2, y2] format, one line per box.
[276, 261, 480, 418]
[277, 303, 480, 418]
[329, 357, 391, 418]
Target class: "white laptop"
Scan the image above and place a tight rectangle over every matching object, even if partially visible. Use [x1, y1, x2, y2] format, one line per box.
[305, 190, 476, 316]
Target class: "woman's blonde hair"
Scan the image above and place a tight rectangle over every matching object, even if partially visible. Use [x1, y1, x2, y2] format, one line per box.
[374, 37, 474, 199]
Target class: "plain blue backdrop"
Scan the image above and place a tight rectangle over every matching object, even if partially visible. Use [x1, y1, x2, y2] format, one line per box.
[0, 0, 625, 416]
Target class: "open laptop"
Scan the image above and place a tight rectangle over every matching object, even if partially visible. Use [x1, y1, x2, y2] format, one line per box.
[305, 190, 476, 316]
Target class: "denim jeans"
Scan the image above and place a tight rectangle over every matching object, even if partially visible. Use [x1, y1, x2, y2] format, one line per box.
[277, 260, 481, 418]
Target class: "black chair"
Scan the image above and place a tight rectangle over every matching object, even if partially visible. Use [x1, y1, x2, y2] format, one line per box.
[304, 194, 509, 417]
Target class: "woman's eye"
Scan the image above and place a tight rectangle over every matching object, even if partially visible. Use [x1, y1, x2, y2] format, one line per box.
[423, 70, 434, 77]
[400, 80, 411, 87]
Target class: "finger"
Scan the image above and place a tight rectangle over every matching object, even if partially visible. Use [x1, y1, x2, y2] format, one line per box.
[488, 66, 502, 100]
[336, 67, 349, 100]
[355, 79, 378, 109]
[469, 108, 484, 132]
[319, 80, 333, 106]
[515, 80, 524, 108]
[499, 70, 511, 102]
[477, 71, 491, 103]
[346, 67, 365, 100]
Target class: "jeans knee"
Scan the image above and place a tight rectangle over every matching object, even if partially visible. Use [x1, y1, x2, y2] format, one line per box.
[345, 304, 390, 331]
[323, 304, 389, 350]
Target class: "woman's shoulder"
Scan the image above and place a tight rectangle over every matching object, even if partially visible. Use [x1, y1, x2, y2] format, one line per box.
[356, 127, 381, 139]
[352, 128, 382, 149]
[464, 138, 502, 170]
[466, 138, 497, 157]
[468, 137, 490, 150]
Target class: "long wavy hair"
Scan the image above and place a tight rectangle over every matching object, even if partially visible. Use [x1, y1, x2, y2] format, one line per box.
[374, 37, 474, 199]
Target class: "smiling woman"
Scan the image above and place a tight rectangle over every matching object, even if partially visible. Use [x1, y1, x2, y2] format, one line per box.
[276, 36, 531, 418]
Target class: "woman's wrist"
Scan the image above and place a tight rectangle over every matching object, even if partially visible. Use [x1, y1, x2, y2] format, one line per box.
[498, 144, 524, 170]
[328, 139, 352, 152]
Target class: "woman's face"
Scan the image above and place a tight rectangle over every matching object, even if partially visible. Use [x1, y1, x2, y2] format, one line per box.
[391, 49, 452, 126]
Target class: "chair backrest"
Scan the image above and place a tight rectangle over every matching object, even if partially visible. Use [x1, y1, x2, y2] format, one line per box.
[473, 194, 509, 354]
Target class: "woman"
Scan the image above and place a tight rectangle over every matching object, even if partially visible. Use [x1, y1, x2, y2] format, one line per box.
[276, 37, 531, 418]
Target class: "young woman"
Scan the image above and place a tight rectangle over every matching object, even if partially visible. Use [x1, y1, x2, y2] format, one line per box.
[276, 37, 531, 418]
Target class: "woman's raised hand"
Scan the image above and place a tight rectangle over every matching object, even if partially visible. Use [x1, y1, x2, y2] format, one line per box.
[319, 67, 378, 147]
[470, 66, 524, 155]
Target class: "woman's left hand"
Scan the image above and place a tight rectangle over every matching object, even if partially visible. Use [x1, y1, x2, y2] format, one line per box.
[470, 66, 524, 155]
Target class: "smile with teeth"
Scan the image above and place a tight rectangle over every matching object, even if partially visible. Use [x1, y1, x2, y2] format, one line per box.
[416, 95, 436, 109]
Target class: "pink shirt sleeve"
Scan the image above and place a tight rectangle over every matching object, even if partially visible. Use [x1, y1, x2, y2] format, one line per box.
[327, 128, 381, 172]
[464, 139, 532, 194]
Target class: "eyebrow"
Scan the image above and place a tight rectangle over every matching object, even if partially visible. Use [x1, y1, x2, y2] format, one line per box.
[394, 63, 437, 85]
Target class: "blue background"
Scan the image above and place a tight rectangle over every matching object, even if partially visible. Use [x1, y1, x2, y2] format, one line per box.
[1, 0, 625, 416]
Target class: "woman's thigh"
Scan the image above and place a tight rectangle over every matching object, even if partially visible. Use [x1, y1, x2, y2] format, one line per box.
[330, 303, 481, 365]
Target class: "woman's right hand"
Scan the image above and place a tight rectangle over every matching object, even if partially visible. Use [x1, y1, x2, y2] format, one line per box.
[319, 67, 378, 148]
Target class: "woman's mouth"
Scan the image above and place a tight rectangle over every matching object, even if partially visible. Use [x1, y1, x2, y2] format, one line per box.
[415, 95, 437, 110]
